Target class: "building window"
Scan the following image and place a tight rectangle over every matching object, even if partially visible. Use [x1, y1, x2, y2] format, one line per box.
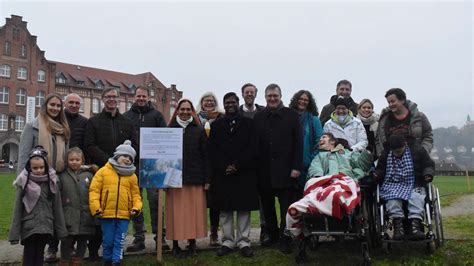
[92, 98, 100, 113]
[0, 87, 9, 104]
[15, 116, 25, 131]
[0, 65, 11, 78]
[0, 114, 7, 131]
[150, 89, 155, 97]
[57, 76, 66, 84]
[4, 42, 11, 55]
[12, 29, 20, 40]
[126, 101, 133, 110]
[95, 81, 103, 89]
[36, 91, 45, 107]
[16, 88, 26, 105]
[37, 70, 46, 82]
[171, 92, 176, 100]
[17, 67, 27, 80]
[20, 45, 27, 58]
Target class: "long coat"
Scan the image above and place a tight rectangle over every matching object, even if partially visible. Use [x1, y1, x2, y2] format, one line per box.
[59, 168, 95, 236]
[9, 174, 68, 245]
[209, 114, 259, 211]
[254, 107, 303, 189]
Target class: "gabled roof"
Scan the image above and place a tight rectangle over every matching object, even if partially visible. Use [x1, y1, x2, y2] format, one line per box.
[51, 61, 167, 93]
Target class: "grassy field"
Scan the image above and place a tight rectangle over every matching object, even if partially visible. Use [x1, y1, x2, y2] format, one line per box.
[70, 239, 473, 265]
[0, 174, 472, 240]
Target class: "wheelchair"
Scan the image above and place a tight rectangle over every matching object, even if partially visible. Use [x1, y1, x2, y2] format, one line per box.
[295, 182, 377, 265]
[374, 183, 444, 254]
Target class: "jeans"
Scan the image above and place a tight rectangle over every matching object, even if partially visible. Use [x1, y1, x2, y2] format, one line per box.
[100, 219, 130, 263]
[386, 187, 426, 220]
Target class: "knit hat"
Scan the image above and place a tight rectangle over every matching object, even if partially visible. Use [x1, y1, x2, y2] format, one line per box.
[334, 96, 350, 108]
[114, 140, 136, 162]
[29, 145, 48, 161]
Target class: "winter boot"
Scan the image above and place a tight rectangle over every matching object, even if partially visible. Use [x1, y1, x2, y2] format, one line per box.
[392, 218, 405, 241]
[209, 226, 219, 246]
[409, 218, 426, 240]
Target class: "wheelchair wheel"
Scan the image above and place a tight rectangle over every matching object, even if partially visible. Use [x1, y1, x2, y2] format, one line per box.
[427, 240, 436, 254]
[433, 187, 445, 247]
[308, 235, 319, 251]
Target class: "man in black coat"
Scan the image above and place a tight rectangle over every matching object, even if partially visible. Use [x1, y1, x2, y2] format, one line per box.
[64, 93, 88, 151]
[319, 79, 359, 125]
[123, 86, 169, 252]
[83, 88, 138, 259]
[254, 83, 303, 254]
[238, 82, 268, 243]
[209, 92, 259, 258]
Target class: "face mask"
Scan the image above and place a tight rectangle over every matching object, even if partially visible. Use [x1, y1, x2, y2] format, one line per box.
[337, 115, 347, 123]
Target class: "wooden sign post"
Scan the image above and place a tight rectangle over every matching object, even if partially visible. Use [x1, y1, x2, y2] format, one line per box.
[157, 189, 164, 262]
[465, 167, 472, 192]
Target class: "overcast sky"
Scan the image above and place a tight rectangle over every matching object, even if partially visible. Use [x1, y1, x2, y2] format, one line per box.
[1, 0, 472, 128]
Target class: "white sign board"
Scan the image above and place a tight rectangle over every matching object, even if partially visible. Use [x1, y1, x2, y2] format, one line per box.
[139, 127, 183, 188]
[26, 96, 36, 123]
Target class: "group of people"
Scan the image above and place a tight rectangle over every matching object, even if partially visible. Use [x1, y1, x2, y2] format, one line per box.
[8, 79, 435, 265]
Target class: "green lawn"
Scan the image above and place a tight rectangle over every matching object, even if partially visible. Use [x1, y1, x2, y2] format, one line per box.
[1, 174, 472, 240]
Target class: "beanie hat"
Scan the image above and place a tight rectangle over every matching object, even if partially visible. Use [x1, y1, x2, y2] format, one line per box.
[29, 145, 48, 162]
[114, 140, 136, 161]
[334, 96, 350, 108]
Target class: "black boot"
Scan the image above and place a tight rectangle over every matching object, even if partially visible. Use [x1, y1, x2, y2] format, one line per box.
[409, 218, 425, 240]
[392, 218, 405, 241]
[260, 225, 270, 244]
[209, 226, 219, 246]
[187, 239, 197, 256]
[172, 241, 182, 258]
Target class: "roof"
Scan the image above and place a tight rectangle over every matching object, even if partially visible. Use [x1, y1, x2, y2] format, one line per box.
[435, 162, 463, 172]
[51, 61, 167, 93]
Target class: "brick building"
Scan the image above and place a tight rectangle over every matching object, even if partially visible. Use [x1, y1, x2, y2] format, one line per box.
[0, 15, 182, 163]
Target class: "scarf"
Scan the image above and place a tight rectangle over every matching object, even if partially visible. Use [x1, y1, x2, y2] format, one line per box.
[37, 115, 67, 172]
[380, 148, 415, 201]
[357, 113, 379, 133]
[13, 169, 58, 213]
[177, 116, 194, 128]
[330, 111, 353, 128]
[108, 158, 136, 176]
[199, 110, 221, 123]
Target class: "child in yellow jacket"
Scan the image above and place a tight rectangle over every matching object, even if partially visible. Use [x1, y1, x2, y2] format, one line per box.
[89, 140, 142, 265]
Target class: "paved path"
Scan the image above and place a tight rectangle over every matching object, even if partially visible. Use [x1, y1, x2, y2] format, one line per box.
[442, 193, 474, 217]
[0, 228, 261, 264]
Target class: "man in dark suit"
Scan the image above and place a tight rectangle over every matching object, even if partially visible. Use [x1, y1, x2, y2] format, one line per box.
[254, 83, 303, 254]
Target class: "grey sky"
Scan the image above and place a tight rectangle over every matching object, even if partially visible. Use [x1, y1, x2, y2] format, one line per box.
[1, 0, 472, 128]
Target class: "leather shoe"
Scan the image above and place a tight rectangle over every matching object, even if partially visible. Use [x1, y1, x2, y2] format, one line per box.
[240, 246, 254, 257]
[217, 246, 233, 256]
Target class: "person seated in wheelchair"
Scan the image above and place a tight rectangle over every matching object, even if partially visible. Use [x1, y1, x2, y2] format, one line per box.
[285, 132, 373, 239]
[373, 134, 435, 241]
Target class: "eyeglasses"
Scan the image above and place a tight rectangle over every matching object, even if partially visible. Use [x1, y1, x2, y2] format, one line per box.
[103, 96, 118, 100]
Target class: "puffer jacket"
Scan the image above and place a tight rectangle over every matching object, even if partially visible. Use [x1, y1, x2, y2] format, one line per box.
[89, 163, 142, 219]
[59, 168, 95, 235]
[323, 112, 368, 152]
[307, 145, 373, 181]
[375, 100, 433, 157]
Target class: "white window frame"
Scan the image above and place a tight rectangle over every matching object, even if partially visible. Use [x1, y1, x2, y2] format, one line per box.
[169, 106, 176, 118]
[37, 70, 46, 82]
[4, 42, 11, 55]
[15, 116, 25, 131]
[16, 88, 26, 105]
[57, 76, 66, 84]
[127, 101, 133, 110]
[0, 114, 7, 131]
[92, 98, 100, 113]
[20, 45, 27, 57]
[36, 90, 45, 107]
[0, 87, 9, 104]
[17, 67, 27, 80]
[0, 65, 11, 78]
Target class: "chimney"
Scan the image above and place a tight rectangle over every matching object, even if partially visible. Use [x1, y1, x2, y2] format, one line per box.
[170, 84, 176, 90]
